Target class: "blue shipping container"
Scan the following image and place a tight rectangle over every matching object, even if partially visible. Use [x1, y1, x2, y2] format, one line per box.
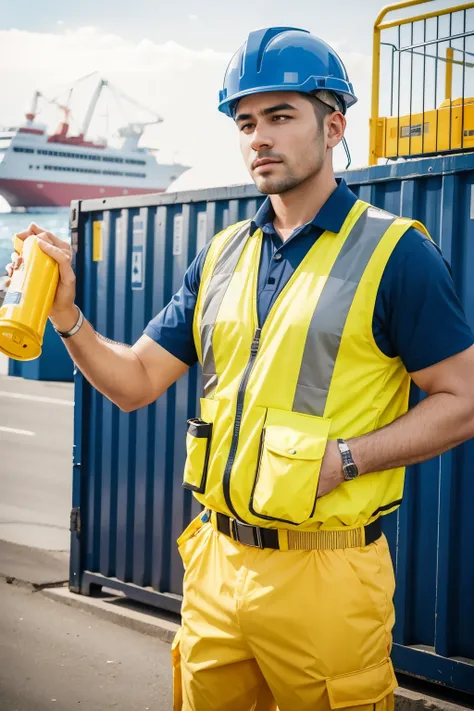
[70, 152, 474, 694]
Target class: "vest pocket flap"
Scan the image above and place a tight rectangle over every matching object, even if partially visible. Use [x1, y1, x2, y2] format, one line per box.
[326, 659, 397, 709]
[264, 407, 332, 460]
[264, 427, 329, 460]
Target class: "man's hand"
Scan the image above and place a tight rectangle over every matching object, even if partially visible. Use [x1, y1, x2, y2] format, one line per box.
[317, 440, 344, 498]
[5, 222, 77, 332]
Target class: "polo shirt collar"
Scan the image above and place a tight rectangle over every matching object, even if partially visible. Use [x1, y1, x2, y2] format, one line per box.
[249, 178, 357, 236]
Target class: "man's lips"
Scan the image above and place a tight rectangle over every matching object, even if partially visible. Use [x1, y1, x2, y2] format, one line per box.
[252, 158, 282, 169]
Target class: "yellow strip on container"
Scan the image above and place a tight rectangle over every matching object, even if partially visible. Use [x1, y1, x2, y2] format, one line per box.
[93, 221, 103, 262]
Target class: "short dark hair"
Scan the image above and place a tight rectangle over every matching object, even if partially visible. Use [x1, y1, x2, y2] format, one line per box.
[302, 93, 335, 128]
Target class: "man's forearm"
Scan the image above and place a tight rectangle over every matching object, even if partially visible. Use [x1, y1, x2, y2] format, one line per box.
[51, 310, 150, 411]
[348, 392, 474, 475]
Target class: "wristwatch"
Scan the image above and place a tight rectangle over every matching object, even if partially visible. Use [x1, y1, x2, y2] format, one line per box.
[53, 306, 85, 339]
[337, 439, 359, 481]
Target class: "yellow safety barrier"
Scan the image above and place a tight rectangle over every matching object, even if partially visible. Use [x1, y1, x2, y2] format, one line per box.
[370, 0, 474, 165]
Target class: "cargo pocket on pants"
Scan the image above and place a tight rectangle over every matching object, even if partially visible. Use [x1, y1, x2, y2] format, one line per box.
[249, 407, 332, 525]
[177, 512, 208, 570]
[171, 627, 183, 711]
[183, 397, 219, 493]
[326, 658, 397, 711]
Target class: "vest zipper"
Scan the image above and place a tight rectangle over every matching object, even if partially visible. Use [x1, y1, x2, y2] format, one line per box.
[222, 326, 262, 520]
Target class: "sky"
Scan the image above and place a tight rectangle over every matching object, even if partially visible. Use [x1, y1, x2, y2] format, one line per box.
[0, 0, 469, 200]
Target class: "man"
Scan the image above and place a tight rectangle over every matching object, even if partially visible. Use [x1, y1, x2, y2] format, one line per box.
[6, 26, 474, 711]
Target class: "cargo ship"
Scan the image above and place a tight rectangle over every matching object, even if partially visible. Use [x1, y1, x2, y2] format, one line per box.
[0, 77, 189, 209]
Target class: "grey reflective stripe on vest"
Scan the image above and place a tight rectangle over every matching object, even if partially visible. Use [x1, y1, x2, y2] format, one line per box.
[293, 207, 396, 417]
[201, 221, 252, 396]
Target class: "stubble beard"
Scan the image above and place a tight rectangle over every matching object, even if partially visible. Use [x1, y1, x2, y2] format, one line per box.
[253, 145, 325, 196]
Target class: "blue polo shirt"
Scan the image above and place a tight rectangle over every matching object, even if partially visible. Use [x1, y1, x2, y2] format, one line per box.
[144, 179, 474, 373]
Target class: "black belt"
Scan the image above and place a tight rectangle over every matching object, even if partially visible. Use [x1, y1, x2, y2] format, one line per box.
[215, 512, 382, 550]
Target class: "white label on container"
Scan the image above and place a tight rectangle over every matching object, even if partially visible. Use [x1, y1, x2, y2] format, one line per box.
[173, 214, 183, 256]
[470, 184, 474, 220]
[131, 246, 144, 290]
[197, 212, 208, 253]
[131, 213, 146, 290]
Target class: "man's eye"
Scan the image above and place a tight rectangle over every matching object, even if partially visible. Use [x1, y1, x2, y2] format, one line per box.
[241, 123, 254, 132]
[273, 115, 290, 121]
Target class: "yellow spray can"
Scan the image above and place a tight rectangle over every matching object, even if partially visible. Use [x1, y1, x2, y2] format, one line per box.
[0, 235, 59, 361]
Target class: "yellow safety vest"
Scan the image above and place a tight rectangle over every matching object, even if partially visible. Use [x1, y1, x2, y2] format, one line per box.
[183, 199, 430, 530]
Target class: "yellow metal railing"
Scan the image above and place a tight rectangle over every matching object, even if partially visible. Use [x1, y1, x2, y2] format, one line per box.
[446, 46, 454, 99]
[369, 0, 474, 165]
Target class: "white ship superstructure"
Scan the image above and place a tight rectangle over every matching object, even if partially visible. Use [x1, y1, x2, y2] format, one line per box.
[0, 78, 188, 208]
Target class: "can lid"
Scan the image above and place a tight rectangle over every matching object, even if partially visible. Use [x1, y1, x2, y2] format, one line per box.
[0, 321, 42, 361]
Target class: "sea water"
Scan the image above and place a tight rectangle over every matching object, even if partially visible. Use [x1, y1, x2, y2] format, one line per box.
[0, 209, 70, 278]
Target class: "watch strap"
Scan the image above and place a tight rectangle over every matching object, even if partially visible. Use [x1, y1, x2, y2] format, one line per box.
[337, 438, 359, 480]
[53, 307, 84, 339]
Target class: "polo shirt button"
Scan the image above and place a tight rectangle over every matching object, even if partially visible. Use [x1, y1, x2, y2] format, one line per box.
[273, 253, 282, 261]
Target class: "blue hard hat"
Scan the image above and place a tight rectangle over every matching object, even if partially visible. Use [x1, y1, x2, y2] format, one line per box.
[218, 27, 357, 118]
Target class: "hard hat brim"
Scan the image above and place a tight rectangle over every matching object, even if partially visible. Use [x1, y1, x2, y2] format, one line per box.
[219, 81, 358, 118]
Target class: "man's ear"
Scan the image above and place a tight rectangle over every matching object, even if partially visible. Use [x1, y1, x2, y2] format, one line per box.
[326, 112, 346, 150]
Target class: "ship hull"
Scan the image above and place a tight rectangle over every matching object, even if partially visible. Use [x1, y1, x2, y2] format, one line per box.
[0, 178, 165, 208]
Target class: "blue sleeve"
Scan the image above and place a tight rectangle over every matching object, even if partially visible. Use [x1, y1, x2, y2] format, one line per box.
[373, 227, 474, 373]
[143, 243, 211, 367]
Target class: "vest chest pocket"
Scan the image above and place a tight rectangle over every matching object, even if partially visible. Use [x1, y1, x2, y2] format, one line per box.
[183, 398, 219, 494]
[249, 408, 332, 525]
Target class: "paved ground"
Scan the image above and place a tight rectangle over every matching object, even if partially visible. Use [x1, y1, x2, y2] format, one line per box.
[0, 578, 173, 711]
[0, 538, 68, 587]
[0, 374, 73, 550]
[0, 354, 8, 376]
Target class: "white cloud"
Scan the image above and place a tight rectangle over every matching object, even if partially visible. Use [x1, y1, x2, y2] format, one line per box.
[188, 14, 198, 21]
[0, 27, 372, 195]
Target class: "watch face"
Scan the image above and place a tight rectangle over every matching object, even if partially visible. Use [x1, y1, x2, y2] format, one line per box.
[344, 463, 359, 480]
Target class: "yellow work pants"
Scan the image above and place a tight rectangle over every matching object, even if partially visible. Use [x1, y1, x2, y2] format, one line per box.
[173, 516, 397, 711]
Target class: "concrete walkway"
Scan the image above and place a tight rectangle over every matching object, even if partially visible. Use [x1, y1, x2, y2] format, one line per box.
[0, 354, 8, 376]
[0, 576, 173, 711]
[0, 374, 73, 550]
